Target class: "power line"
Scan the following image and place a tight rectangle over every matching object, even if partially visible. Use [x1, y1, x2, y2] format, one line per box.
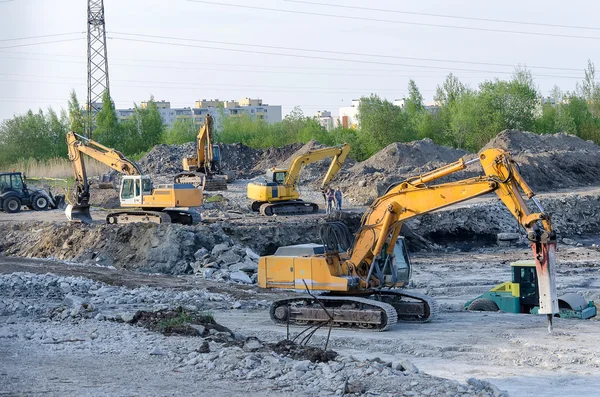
[185, 0, 600, 41]
[109, 35, 585, 79]
[0, 32, 84, 42]
[0, 77, 438, 94]
[0, 51, 584, 80]
[0, 47, 584, 74]
[284, 0, 600, 32]
[0, 38, 85, 49]
[110, 31, 584, 72]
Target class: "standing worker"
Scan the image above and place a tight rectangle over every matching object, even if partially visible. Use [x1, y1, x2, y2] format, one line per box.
[325, 188, 335, 214]
[334, 187, 343, 211]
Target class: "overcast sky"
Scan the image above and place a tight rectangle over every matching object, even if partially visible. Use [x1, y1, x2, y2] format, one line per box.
[1, 0, 598, 121]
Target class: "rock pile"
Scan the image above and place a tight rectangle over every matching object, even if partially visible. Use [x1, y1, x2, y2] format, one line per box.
[191, 243, 261, 284]
[137, 141, 307, 180]
[0, 218, 333, 278]
[0, 272, 264, 324]
[0, 271, 508, 397]
[406, 190, 600, 245]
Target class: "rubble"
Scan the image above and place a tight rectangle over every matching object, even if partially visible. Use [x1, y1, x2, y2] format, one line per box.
[0, 271, 509, 397]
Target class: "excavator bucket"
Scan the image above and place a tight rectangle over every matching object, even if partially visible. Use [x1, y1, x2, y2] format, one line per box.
[65, 204, 93, 224]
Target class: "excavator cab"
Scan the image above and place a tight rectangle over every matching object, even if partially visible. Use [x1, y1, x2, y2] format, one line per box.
[119, 176, 152, 205]
[265, 169, 288, 185]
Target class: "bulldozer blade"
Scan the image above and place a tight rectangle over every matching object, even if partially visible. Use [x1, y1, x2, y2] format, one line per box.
[65, 204, 93, 224]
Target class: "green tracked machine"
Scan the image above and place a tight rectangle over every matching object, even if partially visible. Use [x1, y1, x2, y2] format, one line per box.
[465, 260, 597, 320]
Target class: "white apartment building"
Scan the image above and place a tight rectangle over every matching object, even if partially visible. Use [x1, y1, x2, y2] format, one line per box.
[316, 110, 334, 131]
[338, 100, 361, 129]
[116, 98, 282, 129]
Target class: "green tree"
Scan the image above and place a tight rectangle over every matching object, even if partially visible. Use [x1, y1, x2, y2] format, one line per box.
[0, 108, 69, 166]
[577, 60, 600, 118]
[94, 90, 120, 146]
[478, 68, 538, 132]
[357, 94, 408, 157]
[137, 97, 164, 148]
[162, 119, 197, 144]
[67, 90, 85, 134]
[404, 79, 424, 115]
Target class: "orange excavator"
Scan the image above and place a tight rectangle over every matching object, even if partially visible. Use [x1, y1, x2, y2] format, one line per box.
[258, 148, 559, 331]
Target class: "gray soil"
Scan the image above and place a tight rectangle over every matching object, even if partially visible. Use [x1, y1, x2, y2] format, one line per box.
[3, 130, 600, 396]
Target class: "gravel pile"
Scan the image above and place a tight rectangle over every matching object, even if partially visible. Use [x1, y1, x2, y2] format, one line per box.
[482, 129, 600, 191]
[0, 271, 508, 397]
[191, 242, 261, 284]
[0, 272, 265, 324]
[137, 141, 306, 180]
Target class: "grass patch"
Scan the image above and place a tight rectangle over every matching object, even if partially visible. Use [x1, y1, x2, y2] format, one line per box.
[130, 307, 227, 337]
[157, 309, 214, 331]
[205, 194, 227, 203]
[4, 157, 111, 179]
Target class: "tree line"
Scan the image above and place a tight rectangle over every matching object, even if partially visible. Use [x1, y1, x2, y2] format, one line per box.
[1, 61, 600, 167]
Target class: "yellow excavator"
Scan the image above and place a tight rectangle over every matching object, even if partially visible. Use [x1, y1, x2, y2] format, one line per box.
[259, 148, 559, 331]
[247, 143, 350, 216]
[174, 114, 228, 191]
[65, 132, 203, 225]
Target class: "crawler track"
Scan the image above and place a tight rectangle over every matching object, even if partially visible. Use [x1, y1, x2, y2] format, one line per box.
[258, 200, 319, 216]
[105, 209, 201, 225]
[269, 289, 436, 331]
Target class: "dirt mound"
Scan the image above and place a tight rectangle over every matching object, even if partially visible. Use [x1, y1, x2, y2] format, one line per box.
[350, 138, 470, 176]
[138, 143, 196, 176]
[251, 142, 304, 174]
[138, 141, 311, 180]
[88, 186, 120, 209]
[220, 143, 262, 178]
[482, 130, 600, 191]
[341, 139, 476, 205]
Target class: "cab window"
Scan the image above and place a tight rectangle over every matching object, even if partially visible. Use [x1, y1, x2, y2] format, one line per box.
[274, 172, 286, 184]
[121, 179, 134, 199]
[11, 174, 23, 190]
[142, 178, 152, 194]
[0, 174, 10, 190]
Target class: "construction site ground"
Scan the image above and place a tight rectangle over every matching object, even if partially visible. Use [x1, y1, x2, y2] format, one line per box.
[1, 224, 599, 396]
[3, 131, 600, 396]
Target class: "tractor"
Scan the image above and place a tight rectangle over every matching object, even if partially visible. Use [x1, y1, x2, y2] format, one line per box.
[0, 172, 64, 213]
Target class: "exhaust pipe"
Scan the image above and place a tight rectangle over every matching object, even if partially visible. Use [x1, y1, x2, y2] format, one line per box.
[65, 204, 93, 224]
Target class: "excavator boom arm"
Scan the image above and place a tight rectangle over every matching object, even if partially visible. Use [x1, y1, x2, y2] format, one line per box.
[284, 143, 350, 189]
[347, 148, 558, 323]
[194, 114, 214, 171]
[66, 132, 141, 209]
